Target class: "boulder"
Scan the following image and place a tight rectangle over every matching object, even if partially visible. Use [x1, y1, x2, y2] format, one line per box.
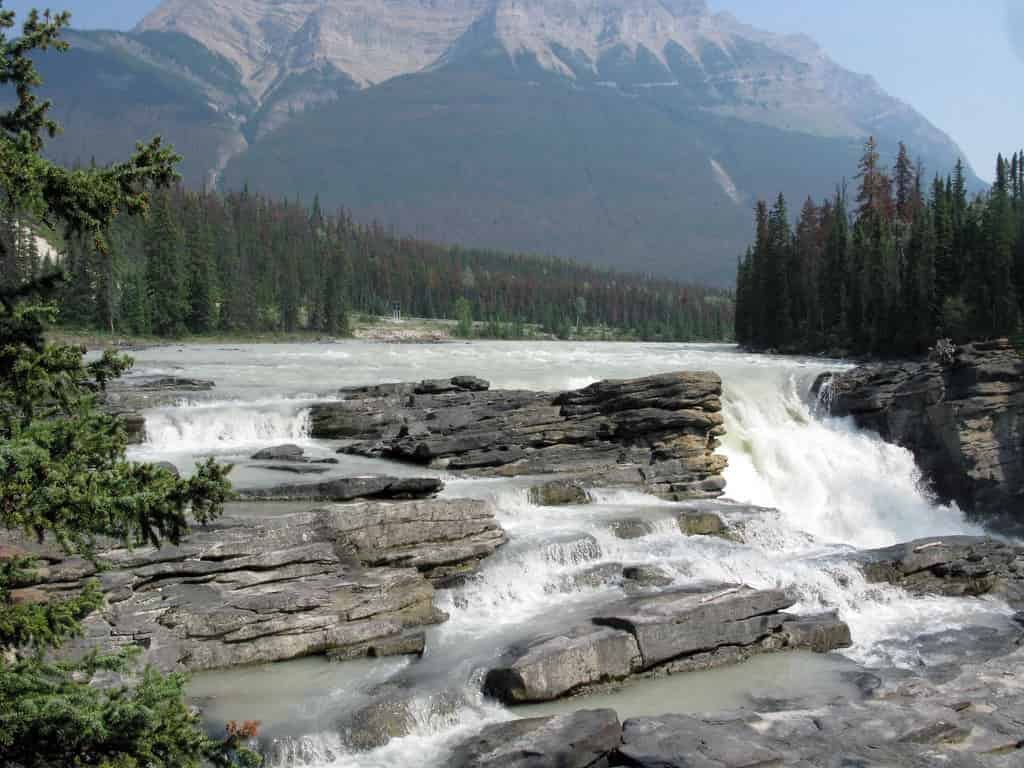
[529, 479, 591, 506]
[622, 565, 674, 588]
[447, 709, 622, 768]
[483, 583, 849, 704]
[825, 339, 1024, 530]
[779, 612, 852, 653]
[338, 688, 466, 750]
[677, 510, 729, 537]
[250, 444, 306, 460]
[309, 371, 728, 501]
[593, 584, 794, 669]
[605, 518, 657, 540]
[8, 498, 505, 672]
[857, 536, 1024, 608]
[237, 475, 443, 502]
[483, 625, 642, 703]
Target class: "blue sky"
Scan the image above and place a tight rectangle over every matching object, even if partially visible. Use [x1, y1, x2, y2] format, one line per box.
[4, 0, 1021, 179]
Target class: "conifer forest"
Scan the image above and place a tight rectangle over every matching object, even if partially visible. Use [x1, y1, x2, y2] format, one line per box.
[735, 139, 1024, 356]
[0, 186, 735, 341]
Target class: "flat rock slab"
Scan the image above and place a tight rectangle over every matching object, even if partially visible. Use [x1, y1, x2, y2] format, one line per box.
[309, 371, 727, 501]
[458, 643, 1024, 768]
[483, 583, 848, 704]
[447, 709, 622, 768]
[102, 375, 217, 413]
[593, 584, 794, 669]
[617, 713, 784, 768]
[237, 475, 443, 502]
[13, 498, 505, 672]
[317, 498, 509, 585]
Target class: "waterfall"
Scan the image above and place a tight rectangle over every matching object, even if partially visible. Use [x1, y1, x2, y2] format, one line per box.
[159, 342, 1011, 768]
[141, 399, 313, 454]
[718, 370, 982, 549]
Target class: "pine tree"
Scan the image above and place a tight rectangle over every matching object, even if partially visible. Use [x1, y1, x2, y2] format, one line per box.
[0, 8, 256, 766]
[185, 194, 218, 333]
[894, 142, 916, 223]
[983, 155, 1018, 336]
[145, 192, 187, 337]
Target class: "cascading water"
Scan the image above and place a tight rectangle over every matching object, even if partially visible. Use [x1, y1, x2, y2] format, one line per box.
[138, 398, 314, 455]
[719, 369, 984, 548]
[119, 342, 1012, 768]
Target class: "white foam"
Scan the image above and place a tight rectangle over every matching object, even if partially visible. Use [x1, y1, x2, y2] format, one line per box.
[142, 398, 313, 453]
[720, 372, 984, 549]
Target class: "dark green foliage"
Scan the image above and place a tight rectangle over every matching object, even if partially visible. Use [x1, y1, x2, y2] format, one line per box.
[0, 6, 256, 766]
[736, 137, 1023, 355]
[0, 655, 260, 768]
[58, 185, 735, 342]
[455, 296, 473, 338]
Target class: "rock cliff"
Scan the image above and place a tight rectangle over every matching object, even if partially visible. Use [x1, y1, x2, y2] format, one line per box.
[824, 339, 1024, 532]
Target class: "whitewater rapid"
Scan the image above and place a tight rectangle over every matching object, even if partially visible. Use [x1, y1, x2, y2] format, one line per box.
[123, 342, 1008, 768]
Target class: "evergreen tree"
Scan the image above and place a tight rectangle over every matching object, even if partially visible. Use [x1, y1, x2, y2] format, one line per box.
[736, 140, 1024, 355]
[145, 192, 187, 336]
[185, 194, 217, 333]
[0, 6, 256, 766]
[983, 155, 1018, 335]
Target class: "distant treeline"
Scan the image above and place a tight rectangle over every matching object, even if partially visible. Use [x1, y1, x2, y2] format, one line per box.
[1, 187, 734, 341]
[735, 138, 1024, 356]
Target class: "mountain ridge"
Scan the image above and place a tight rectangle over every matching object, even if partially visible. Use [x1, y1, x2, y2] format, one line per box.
[27, 0, 981, 283]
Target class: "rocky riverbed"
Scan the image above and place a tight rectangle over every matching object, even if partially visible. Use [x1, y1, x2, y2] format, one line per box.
[22, 341, 1024, 767]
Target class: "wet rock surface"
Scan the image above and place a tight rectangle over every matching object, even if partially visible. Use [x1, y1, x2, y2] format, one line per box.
[452, 641, 1024, 767]
[824, 339, 1024, 530]
[858, 536, 1024, 608]
[448, 709, 623, 768]
[309, 372, 728, 500]
[3, 499, 505, 672]
[482, 583, 851, 704]
[529, 479, 592, 506]
[237, 475, 444, 502]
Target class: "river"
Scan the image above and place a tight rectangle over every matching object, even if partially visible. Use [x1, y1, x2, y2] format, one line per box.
[123, 341, 1012, 767]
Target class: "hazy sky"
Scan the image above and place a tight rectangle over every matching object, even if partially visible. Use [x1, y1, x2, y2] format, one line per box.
[5, 0, 1021, 179]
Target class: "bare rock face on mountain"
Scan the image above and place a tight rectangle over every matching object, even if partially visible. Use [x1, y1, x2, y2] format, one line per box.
[824, 340, 1024, 532]
[36, 0, 977, 283]
[309, 372, 728, 500]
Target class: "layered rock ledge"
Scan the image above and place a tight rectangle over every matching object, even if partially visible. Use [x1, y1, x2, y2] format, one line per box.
[4, 499, 506, 672]
[482, 583, 851, 704]
[309, 372, 728, 500]
[450, 635, 1024, 768]
[822, 339, 1024, 530]
[859, 535, 1024, 608]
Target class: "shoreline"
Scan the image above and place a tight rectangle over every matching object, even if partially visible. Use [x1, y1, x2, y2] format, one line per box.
[49, 319, 732, 352]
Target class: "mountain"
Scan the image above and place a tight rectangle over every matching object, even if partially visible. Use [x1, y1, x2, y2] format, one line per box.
[30, 0, 979, 284]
